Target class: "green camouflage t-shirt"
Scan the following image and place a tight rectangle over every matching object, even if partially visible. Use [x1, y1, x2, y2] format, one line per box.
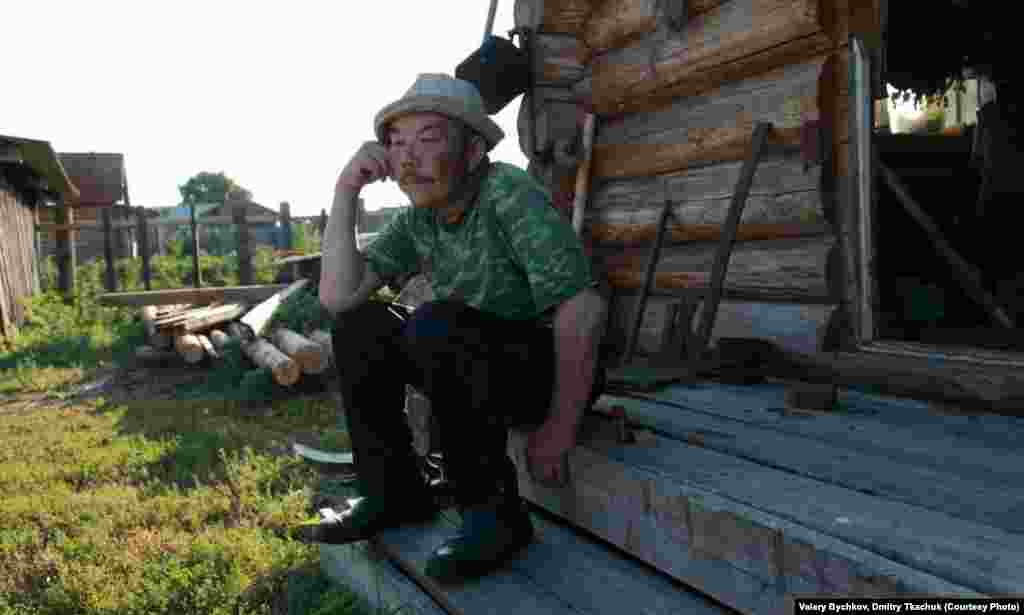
[364, 161, 594, 321]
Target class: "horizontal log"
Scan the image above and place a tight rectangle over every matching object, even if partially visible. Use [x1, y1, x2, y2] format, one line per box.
[99, 284, 289, 307]
[590, 153, 823, 227]
[591, 0, 830, 116]
[590, 221, 830, 246]
[776, 349, 1024, 415]
[606, 293, 833, 357]
[599, 235, 833, 297]
[534, 34, 588, 86]
[592, 124, 804, 180]
[179, 303, 248, 333]
[597, 56, 826, 145]
[584, 0, 729, 54]
[591, 56, 827, 179]
[515, 0, 593, 34]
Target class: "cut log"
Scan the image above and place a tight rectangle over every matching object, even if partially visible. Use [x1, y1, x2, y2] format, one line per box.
[238, 279, 309, 338]
[196, 334, 218, 360]
[174, 332, 206, 364]
[514, 0, 593, 35]
[308, 330, 334, 367]
[208, 329, 233, 352]
[179, 303, 248, 333]
[590, 0, 829, 115]
[100, 284, 289, 307]
[240, 338, 301, 387]
[135, 345, 179, 363]
[591, 56, 827, 180]
[271, 328, 328, 375]
[583, 0, 729, 54]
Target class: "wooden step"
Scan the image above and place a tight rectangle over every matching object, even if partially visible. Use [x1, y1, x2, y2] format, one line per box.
[321, 509, 734, 615]
[505, 393, 1022, 614]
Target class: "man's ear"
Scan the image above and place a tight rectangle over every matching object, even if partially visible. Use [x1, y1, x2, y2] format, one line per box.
[467, 133, 487, 171]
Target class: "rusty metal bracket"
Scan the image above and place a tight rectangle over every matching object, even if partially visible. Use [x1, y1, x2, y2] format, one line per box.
[623, 181, 675, 365]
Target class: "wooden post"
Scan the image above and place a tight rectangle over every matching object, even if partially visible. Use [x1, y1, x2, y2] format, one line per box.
[55, 201, 76, 301]
[280, 201, 292, 250]
[102, 208, 117, 292]
[319, 208, 327, 236]
[234, 205, 253, 285]
[136, 207, 151, 291]
[190, 202, 201, 288]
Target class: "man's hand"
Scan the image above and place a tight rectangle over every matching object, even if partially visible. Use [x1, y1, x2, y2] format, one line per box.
[336, 141, 392, 195]
[526, 419, 575, 487]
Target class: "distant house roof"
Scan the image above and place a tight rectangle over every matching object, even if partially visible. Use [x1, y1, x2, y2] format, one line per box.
[57, 152, 125, 206]
[0, 135, 79, 200]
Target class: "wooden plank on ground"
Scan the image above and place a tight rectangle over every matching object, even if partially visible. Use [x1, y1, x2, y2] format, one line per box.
[509, 418, 985, 615]
[99, 284, 289, 306]
[595, 392, 1024, 533]
[320, 542, 446, 615]
[238, 279, 309, 338]
[322, 508, 735, 615]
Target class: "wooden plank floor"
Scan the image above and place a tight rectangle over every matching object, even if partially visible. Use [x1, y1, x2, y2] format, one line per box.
[599, 385, 1024, 532]
[321, 507, 736, 615]
[508, 402, 1020, 615]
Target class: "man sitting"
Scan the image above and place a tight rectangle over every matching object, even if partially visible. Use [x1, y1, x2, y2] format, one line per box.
[297, 73, 607, 583]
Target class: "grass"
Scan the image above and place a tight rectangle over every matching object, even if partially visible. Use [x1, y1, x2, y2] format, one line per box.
[0, 253, 407, 614]
[0, 397, 368, 614]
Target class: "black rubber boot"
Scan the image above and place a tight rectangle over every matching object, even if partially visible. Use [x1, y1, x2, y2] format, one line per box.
[424, 456, 533, 583]
[424, 494, 534, 583]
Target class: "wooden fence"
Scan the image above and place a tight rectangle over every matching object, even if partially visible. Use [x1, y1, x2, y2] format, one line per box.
[36, 202, 329, 295]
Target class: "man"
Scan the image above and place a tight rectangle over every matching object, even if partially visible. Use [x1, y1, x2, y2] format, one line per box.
[298, 73, 607, 583]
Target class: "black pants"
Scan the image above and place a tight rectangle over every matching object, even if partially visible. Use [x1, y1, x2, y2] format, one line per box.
[332, 299, 555, 509]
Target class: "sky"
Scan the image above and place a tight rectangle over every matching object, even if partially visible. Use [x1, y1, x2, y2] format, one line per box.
[2, 1, 528, 216]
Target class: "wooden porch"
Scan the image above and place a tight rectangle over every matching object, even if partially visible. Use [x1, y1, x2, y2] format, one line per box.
[320, 374, 1023, 614]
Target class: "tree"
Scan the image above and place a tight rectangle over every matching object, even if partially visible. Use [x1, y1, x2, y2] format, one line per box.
[178, 171, 252, 206]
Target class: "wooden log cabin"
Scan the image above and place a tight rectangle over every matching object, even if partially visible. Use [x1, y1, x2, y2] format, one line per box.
[0, 135, 79, 339]
[320, 1, 1024, 612]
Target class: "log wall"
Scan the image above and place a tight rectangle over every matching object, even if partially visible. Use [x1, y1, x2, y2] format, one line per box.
[515, 0, 876, 359]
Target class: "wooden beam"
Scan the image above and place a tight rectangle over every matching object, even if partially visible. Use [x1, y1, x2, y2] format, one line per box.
[592, 125, 803, 180]
[692, 122, 773, 360]
[533, 34, 588, 86]
[234, 206, 253, 285]
[590, 0, 829, 115]
[238, 279, 309, 338]
[514, 0, 593, 35]
[136, 207, 151, 290]
[590, 221, 829, 246]
[102, 207, 116, 292]
[98, 284, 290, 307]
[877, 157, 1014, 329]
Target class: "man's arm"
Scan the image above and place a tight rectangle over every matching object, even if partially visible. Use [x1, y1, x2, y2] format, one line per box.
[319, 189, 383, 314]
[527, 287, 607, 485]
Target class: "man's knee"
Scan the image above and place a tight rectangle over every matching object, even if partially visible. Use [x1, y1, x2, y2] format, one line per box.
[331, 300, 404, 354]
[403, 300, 475, 349]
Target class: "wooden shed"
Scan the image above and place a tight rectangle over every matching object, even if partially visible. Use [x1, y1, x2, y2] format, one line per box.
[0, 135, 79, 339]
[320, 1, 1024, 613]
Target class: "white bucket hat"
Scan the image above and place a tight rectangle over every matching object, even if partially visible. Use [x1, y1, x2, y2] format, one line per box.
[374, 73, 505, 152]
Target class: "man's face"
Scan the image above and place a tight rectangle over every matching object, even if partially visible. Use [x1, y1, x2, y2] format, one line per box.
[387, 113, 464, 210]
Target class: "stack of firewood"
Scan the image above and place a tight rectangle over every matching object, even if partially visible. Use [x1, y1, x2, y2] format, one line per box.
[134, 280, 334, 387]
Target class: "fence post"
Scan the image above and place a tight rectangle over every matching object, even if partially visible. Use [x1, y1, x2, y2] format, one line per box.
[55, 200, 76, 301]
[234, 205, 252, 285]
[190, 202, 201, 288]
[102, 208, 116, 291]
[136, 206, 151, 290]
[280, 201, 292, 250]
[319, 208, 327, 237]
